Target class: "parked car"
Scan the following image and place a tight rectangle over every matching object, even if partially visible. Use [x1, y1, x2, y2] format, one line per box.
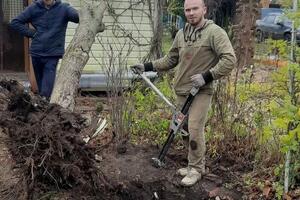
[255, 13, 300, 44]
[260, 8, 283, 20]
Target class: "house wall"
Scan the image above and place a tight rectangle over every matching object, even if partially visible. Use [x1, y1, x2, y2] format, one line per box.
[260, 0, 270, 8]
[0, 0, 25, 72]
[64, 0, 154, 73]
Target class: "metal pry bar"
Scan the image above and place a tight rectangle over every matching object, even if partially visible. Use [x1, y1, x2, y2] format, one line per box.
[135, 69, 176, 111]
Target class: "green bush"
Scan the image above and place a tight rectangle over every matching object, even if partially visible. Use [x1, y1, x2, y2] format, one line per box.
[129, 75, 176, 144]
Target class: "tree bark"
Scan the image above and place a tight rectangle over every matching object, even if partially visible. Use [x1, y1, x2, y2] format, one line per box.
[206, 0, 258, 68]
[0, 2, 3, 71]
[232, 0, 259, 68]
[146, 0, 163, 60]
[50, 1, 106, 111]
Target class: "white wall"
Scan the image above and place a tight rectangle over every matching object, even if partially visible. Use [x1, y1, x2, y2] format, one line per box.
[64, 0, 154, 73]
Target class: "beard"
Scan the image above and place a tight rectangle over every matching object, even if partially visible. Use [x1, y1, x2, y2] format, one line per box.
[187, 16, 204, 27]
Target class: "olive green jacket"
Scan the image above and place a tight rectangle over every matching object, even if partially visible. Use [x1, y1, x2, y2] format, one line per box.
[151, 20, 236, 95]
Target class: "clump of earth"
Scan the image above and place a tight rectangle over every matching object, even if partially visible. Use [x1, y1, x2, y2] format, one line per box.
[0, 80, 243, 200]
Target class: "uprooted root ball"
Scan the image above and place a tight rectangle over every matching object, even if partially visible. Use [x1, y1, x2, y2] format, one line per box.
[0, 80, 107, 199]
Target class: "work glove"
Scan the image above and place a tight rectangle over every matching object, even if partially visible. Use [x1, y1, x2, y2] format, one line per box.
[191, 74, 206, 88]
[130, 64, 145, 74]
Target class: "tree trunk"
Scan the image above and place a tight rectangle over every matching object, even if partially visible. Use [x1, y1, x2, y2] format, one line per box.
[260, 0, 270, 8]
[50, 1, 106, 111]
[206, 0, 258, 68]
[232, 0, 259, 68]
[146, 0, 163, 60]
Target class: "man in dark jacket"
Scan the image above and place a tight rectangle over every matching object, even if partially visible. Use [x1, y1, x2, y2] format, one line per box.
[10, 0, 79, 99]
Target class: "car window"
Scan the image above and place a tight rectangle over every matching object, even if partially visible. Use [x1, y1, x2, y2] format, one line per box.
[275, 15, 291, 23]
[264, 16, 276, 23]
[284, 21, 292, 26]
[274, 16, 283, 24]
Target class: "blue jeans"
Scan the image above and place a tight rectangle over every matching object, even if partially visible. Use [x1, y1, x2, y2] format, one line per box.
[31, 56, 60, 98]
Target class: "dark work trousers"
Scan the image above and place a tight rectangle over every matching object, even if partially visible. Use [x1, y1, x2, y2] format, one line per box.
[31, 56, 60, 98]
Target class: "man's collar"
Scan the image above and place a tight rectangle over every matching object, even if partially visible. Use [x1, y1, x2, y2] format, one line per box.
[193, 19, 207, 29]
[44, 0, 56, 9]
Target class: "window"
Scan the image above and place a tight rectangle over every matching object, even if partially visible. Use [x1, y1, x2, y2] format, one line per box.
[264, 16, 276, 23]
[274, 16, 282, 24]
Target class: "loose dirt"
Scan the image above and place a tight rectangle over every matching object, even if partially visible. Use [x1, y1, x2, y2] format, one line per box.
[0, 80, 244, 200]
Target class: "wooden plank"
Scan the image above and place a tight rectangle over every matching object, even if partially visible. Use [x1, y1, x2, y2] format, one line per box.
[67, 27, 153, 35]
[67, 23, 152, 31]
[0, 1, 3, 71]
[67, 0, 154, 10]
[65, 35, 152, 43]
[25, 0, 38, 93]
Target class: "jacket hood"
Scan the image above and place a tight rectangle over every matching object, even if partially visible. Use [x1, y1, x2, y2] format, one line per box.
[35, 0, 61, 8]
[202, 19, 214, 28]
[183, 20, 214, 33]
[183, 20, 214, 42]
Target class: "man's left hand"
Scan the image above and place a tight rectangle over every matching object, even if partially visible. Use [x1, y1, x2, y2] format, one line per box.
[191, 74, 206, 87]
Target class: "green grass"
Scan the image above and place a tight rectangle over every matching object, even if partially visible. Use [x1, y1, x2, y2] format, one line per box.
[255, 42, 269, 57]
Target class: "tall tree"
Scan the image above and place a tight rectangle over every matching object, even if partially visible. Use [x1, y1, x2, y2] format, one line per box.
[50, 1, 106, 110]
[167, 0, 185, 19]
[145, 0, 164, 60]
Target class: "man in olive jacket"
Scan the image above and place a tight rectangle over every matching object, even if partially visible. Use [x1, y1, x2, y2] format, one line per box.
[132, 0, 236, 186]
[10, 0, 79, 99]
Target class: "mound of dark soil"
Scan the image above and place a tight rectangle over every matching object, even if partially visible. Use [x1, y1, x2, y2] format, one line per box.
[0, 80, 106, 199]
[0, 80, 244, 200]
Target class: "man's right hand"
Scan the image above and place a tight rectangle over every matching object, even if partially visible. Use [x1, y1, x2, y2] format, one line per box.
[130, 64, 145, 74]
